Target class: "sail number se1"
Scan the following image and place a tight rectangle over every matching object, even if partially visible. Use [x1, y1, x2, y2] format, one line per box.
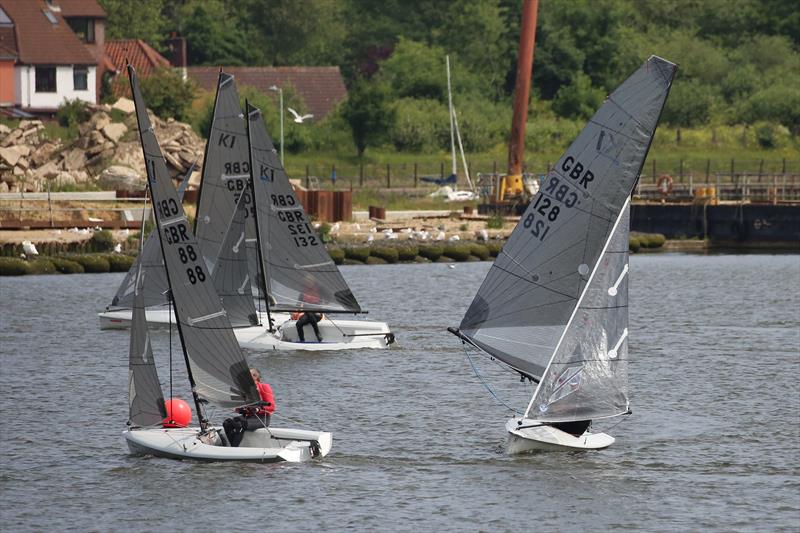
[271, 194, 319, 248]
[155, 198, 207, 285]
[522, 156, 593, 242]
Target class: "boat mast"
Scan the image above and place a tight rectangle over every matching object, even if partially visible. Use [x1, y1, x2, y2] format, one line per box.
[447, 55, 457, 181]
[245, 101, 274, 332]
[521, 196, 632, 420]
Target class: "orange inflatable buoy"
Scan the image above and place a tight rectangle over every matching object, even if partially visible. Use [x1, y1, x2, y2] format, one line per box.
[162, 398, 192, 428]
[657, 174, 673, 195]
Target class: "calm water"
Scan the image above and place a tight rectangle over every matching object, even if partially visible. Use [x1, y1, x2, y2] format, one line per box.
[1, 255, 798, 531]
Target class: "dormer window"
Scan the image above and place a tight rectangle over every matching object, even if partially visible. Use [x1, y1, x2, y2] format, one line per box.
[67, 17, 94, 43]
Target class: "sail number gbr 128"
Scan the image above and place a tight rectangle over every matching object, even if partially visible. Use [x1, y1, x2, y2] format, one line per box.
[523, 156, 592, 241]
[271, 194, 319, 247]
[156, 198, 207, 285]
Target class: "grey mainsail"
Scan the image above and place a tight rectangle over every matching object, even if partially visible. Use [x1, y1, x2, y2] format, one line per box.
[110, 177, 190, 310]
[458, 55, 676, 380]
[246, 103, 360, 313]
[129, 65, 259, 410]
[212, 185, 259, 327]
[529, 203, 631, 422]
[127, 264, 166, 427]
[194, 72, 258, 278]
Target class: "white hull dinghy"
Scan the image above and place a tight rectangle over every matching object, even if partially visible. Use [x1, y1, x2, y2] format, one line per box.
[235, 316, 393, 351]
[122, 65, 332, 464]
[449, 56, 677, 453]
[505, 418, 614, 453]
[124, 426, 332, 462]
[99, 308, 284, 330]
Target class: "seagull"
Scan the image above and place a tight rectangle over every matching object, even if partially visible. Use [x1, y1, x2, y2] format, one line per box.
[22, 241, 38, 256]
[113, 243, 122, 253]
[448, 264, 456, 269]
[288, 107, 314, 123]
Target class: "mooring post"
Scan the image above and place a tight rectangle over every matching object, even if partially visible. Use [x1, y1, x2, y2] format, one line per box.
[305, 165, 310, 189]
[387, 163, 391, 188]
[414, 163, 418, 188]
[359, 163, 364, 187]
[705, 159, 711, 183]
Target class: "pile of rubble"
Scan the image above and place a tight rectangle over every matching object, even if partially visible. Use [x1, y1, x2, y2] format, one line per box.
[0, 98, 204, 194]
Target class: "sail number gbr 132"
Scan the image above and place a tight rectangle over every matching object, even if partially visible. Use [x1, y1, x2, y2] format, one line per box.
[523, 156, 593, 242]
[156, 198, 206, 285]
[271, 193, 319, 248]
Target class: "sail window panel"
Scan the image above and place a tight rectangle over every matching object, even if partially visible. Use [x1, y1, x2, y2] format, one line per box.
[128, 276, 167, 427]
[129, 66, 260, 409]
[531, 207, 631, 423]
[35, 66, 56, 93]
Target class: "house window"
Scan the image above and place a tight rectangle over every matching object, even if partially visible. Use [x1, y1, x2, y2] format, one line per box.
[73, 66, 88, 91]
[67, 17, 94, 43]
[42, 9, 58, 25]
[35, 66, 57, 93]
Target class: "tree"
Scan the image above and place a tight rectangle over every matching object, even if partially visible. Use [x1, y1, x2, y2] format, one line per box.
[551, 73, 604, 120]
[98, 0, 169, 51]
[179, 1, 261, 66]
[341, 80, 395, 157]
[139, 68, 197, 122]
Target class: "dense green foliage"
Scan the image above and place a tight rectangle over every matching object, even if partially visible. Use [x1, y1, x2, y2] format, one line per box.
[103, 0, 798, 157]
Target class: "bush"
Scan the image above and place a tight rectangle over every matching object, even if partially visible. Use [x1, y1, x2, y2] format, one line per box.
[28, 258, 56, 274]
[397, 244, 419, 261]
[486, 213, 505, 230]
[344, 246, 370, 263]
[71, 254, 111, 273]
[328, 248, 345, 265]
[443, 244, 472, 261]
[629, 237, 641, 253]
[106, 254, 135, 272]
[318, 223, 332, 243]
[370, 246, 399, 263]
[468, 243, 490, 261]
[0, 257, 30, 275]
[486, 241, 504, 257]
[418, 245, 444, 261]
[632, 232, 666, 249]
[91, 230, 115, 252]
[50, 257, 84, 274]
[56, 98, 91, 130]
[139, 68, 198, 122]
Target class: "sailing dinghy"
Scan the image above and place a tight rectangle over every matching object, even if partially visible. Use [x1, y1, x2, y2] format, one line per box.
[449, 56, 677, 452]
[229, 102, 394, 351]
[99, 71, 286, 330]
[123, 65, 331, 462]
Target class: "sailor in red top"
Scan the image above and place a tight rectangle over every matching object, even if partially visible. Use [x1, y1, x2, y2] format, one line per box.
[222, 367, 276, 447]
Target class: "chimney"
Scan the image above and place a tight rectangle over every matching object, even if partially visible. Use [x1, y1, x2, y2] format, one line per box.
[165, 34, 187, 80]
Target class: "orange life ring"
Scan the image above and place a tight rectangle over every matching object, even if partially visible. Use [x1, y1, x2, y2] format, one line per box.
[657, 174, 673, 195]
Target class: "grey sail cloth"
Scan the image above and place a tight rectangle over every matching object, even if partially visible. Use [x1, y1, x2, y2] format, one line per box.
[110, 177, 190, 310]
[128, 265, 166, 427]
[194, 72, 260, 282]
[246, 103, 360, 313]
[212, 183, 259, 327]
[459, 55, 676, 380]
[530, 203, 631, 422]
[128, 65, 260, 409]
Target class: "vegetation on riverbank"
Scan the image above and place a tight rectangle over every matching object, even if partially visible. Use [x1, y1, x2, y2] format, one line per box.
[0, 234, 669, 275]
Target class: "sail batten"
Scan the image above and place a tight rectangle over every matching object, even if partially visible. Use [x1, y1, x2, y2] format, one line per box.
[128, 66, 259, 411]
[459, 55, 676, 382]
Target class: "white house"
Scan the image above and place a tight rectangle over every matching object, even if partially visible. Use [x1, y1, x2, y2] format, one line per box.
[0, 0, 107, 113]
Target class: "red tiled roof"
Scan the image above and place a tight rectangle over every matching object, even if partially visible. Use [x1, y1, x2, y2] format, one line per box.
[187, 66, 348, 120]
[105, 39, 171, 76]
[0, 26, 16, 60]
[57, 0, 105, 18]
[0, 0, 94, 65]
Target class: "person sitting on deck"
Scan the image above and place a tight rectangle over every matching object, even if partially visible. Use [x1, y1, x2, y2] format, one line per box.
[222, 368, 275, 447]
[292, 285, 323, 342]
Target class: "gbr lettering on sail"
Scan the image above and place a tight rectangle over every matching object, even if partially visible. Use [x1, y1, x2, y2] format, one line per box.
[522, 155, 594, 242]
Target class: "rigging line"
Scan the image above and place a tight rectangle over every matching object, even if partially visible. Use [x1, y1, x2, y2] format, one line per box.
[270, 411, 315, 430]
[462, 344, 522, 415]
[168, 294, 173, 403]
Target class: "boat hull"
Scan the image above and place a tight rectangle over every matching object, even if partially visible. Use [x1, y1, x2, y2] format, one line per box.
[236, 317, 394, 351]
[124, 426, 332, 463]
[505, 417, 615, 453]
